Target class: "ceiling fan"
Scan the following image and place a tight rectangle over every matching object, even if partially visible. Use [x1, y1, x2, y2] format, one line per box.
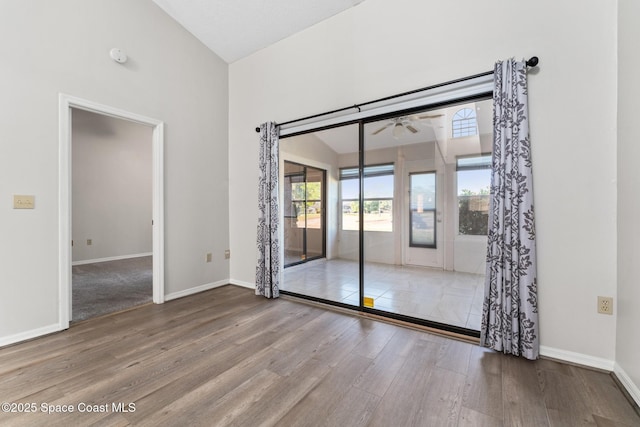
[371, 114, 444, 138]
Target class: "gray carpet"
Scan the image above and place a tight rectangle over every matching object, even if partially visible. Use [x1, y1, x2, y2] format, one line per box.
[72, 256, 152, 323]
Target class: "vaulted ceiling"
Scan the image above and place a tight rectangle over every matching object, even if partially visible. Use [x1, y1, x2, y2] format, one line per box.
[152, 0, 367, 63]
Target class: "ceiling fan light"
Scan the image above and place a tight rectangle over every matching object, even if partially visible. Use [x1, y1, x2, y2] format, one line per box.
[392, 123, 404, 139]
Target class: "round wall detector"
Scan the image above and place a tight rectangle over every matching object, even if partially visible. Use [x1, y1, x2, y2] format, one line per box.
[110, 48, 127, 64]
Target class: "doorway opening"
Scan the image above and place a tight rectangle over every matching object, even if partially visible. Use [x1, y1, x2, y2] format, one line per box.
[58, 94, 164, 330]
[70, 108, 153, 322]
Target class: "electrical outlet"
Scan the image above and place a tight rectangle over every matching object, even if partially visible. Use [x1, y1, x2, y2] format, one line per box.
[597, 296, 613, 315]
[224, 250, 230, 259]
[87, 239, 92, 246]
[206, 253, 212, 263]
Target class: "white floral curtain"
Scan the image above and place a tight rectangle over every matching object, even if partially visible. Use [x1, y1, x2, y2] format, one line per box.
[481, 59, 539, 360]
[255, 122, 280, 298]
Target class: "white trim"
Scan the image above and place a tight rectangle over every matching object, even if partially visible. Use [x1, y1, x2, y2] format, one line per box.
[59, 96, 71, 331]
[152, 122, 165, 305]
[0, 324, 61, 348]
[539, 346, 615, 371]
[164, 280, 230, 301]
[71, 252, 153, 266]
[280, 74, 494, 136]
[59, 94, 165, 331]
[229, 279, 256, 290]
[614, 363, 640, 407]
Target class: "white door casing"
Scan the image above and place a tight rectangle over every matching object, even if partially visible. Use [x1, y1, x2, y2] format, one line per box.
[58, 94, 165, 329]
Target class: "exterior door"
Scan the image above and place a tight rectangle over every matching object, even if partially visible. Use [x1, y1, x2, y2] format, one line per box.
[404, 163, 444, 268]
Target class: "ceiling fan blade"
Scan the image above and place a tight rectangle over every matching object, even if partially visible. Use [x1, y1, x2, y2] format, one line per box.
[406, 125, 419, 133]
[417, 114, 444, 119]
[371, 123, 392, 135]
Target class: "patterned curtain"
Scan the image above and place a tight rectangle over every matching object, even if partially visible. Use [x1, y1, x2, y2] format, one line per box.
[255, 122, 280, 298]
[480, 59, 538, 360]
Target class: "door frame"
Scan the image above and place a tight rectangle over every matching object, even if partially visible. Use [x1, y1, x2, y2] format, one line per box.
[58, 94, 165, 329]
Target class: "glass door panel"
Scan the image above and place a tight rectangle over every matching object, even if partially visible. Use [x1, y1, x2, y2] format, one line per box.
[305, 167, 324, 260]
[409, 172, 436, 248]
[283, 162, 326, 267]
[284, 162, 305, 267]
[280, 124, 360, 306]
[362, 98, 492, 333]
[362, 117, 405, 315]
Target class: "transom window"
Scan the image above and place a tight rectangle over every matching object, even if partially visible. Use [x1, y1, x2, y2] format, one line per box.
[452, 108, 478, 138]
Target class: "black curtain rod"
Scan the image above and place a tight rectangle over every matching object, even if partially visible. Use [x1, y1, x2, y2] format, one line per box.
[255, 56, 539, 133]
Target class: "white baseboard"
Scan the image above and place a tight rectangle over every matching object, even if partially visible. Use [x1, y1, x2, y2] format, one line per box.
[72, 252, 152, 266]
[0, 323, 62, 348]
[614, 363, 640, 407]
[164, 279, 229, 301]
[228, 279, 255, 290]
[539, 345, 615, 371]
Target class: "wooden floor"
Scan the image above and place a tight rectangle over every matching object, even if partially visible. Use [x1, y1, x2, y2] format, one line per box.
[0, 285, 638, 427]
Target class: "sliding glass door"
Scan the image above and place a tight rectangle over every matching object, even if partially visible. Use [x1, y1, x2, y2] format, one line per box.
[283, 162, 305, 266]
[283, 161, 326, 267]
[361, 100, 491, 332]
[280, 96, 492, 336]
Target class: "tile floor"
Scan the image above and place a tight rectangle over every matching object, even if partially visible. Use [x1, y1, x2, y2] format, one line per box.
[282, 258, 484, 330]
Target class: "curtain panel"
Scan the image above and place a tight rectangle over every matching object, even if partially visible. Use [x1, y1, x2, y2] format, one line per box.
[255, 122, 280, 298]
[481, 59, 539, 360]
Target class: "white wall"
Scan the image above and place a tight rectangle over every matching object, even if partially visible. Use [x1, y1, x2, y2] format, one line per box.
[72, 109, 152, 262]
[229, 0, 619, 363]
[0, 0, 229, 342]
[616, 0, 640, 403]
[454, 239, 486, 275]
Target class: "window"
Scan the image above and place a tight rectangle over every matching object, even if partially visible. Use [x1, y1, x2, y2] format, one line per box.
[410, 172, 436, 248]
[457, 154, 491, 235]
[452, 108, 477, 138]
[340, 164, 394, 232]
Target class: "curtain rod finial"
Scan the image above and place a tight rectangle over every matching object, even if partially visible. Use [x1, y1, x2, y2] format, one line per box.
[526, 56, 539, 67]
[255, 126, 261, 133]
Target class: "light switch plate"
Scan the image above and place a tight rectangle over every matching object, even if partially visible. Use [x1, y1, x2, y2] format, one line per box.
[13, 195, 35, 209]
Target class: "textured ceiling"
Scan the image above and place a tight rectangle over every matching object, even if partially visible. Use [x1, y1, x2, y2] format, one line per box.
[152, 0, 366, 63]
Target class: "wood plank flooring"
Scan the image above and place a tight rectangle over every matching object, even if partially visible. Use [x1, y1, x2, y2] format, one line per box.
[0, 285, 638, 426]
